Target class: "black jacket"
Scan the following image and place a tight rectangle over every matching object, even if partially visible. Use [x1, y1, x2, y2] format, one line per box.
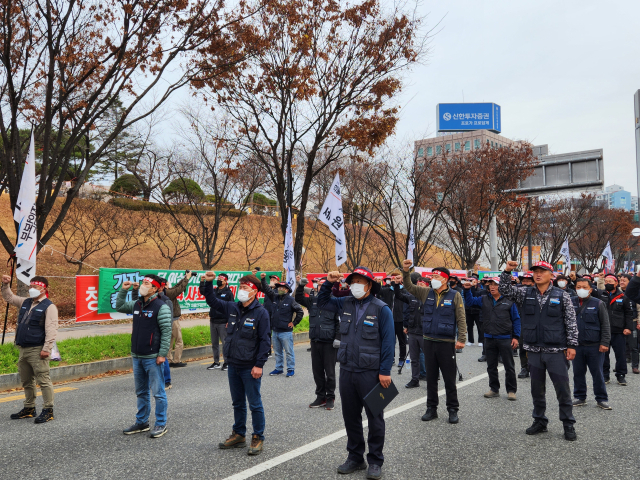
[263, 286, 304, 332]
[393, 287, 421, 335]
[597, 287, 634, 334]
[198, 284, 234, 323]
[295, 285, 339, 342]
[376, 285, 405, 323]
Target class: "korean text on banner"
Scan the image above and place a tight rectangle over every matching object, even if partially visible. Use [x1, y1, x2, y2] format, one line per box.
[284, 209, 297, 290]
[318, 173, 347, 266]
[13, 132, 38, 282]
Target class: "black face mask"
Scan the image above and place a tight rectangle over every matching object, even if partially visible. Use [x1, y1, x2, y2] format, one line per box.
[216, 280, 223, 288]
[605, 283, 616, 292]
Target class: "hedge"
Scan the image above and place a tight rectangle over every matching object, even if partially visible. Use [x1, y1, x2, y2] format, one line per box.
[109, 197, 246, 218]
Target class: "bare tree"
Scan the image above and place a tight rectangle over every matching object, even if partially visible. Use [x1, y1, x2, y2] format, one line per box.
[496, 199, 541, 268]
[101, 206, 148, 268]
[234, 215, 281, 270]
[147, 213, 196, 269]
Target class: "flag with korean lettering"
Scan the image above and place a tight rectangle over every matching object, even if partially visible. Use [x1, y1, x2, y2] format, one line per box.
[13, 132, 37, 282]
[407, 216, 415, 266]
[624, 261, 629, 273]
[601, 241, 613, 273]
[560, 238, 570, 273]
[319, 173, 347, 266]
[283, 209, 296, 290]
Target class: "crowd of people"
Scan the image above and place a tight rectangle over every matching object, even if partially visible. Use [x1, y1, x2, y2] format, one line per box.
[3, 259, 640, 480]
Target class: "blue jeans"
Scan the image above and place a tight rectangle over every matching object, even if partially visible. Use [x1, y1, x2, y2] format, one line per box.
[163, 358, 171, 384]
[228, 364, 265, 439]
[132, 357, 167, 427]
[273, 331, 295, 371]
[572, 345, 608, 402]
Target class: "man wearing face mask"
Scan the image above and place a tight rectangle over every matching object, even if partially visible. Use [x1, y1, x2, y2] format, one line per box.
[596, 272, 633, 385]
[260, 274, 281, 358]
[375, 272, 406, 367]
[571, 278, 611, 409]
[201, 272, 271, 455]
[2, 275, 58, 423]
[117, 275, 172, 438]
[401, 262, 467, 424]
[203, 273, 234, 371]
[264, 282, 303, 377]
[555, 274, 576, 297]
[318, 266, 394, 480]
[517, 273, 535, 378]
[618, 274, 639, 374]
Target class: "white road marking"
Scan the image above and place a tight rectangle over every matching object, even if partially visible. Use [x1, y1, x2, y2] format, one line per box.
[222, 368, 500, 480]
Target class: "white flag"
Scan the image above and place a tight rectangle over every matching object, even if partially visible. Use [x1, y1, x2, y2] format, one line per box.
[407, 216, 415, 266]
[283, 209, 296, 291]
[319, 173, 347, 266]
[13, 132, 37, 282]
[601, 241, 613, 272]
[560, 238, 570, 264]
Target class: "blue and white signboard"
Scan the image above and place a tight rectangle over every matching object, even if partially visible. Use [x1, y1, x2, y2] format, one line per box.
[436, 103, 501, 133]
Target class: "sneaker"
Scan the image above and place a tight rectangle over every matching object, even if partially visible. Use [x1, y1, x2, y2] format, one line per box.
[478, 342, 483, 347]
[247, 435, 263, 455]
[478, 355, 486, 362]
[269, 369, 284, 376]
[455, 348, 463, 354]
[604, 376, 610, 384]
[10, 407, 36, 420]
[123, 422, 150, 435]
[465, 342, 472, 346]
[572, 398, 587, 407]
[267, 352, 273, 358]
[405, 380, 420, 388]
[307, 347, 312, 351]
[484, 390, 499, 398]
[512, 349, 518, 357]
[34, 408, 54, 424]
[366, 464, 382, 480]
[448, 409, 459, 424]
[165, 382, 172, 390]
[419, 374, 427, 381]
[507, 392, 517, 401]
[309, 398, 327, 408]
[219, 431, 247, 449]
[221, 363, 228, 372]
[391, 360, 396, 366]
[149, 424, 167, 438]
[616, 375, 627, 386]
[518, 367, 530, 378]
[421, 407, 438, 421]
[171, 362, 187, 368]
[337, 459, 367, 474]
[563, 424, 577, 441]
[207, 363, 220, 370]
[286, 370, 295, 378]
[597, 401, 612, 410]
[525, 421, 548, 435]
[325, 399, 335, 410]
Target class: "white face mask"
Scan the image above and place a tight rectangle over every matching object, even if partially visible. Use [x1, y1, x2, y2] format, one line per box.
[237, 289, 252, 303]
[576, 289, 590, 299]
[29, 288, 42, 298]
[431, 279, 442, 290]
[350, 283, 367, 299]
[139, 285, 150, 296]
[558, 281, 567, 288]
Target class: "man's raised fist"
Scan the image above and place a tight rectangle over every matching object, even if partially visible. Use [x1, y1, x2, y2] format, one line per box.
[505, 261, 518, 272]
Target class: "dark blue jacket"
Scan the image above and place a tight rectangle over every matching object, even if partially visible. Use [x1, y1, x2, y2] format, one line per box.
[317, 280, 395, 375]
[463, 288, 521, 339]
[202, 280, 271, 369]
[198, 283, 234, 323]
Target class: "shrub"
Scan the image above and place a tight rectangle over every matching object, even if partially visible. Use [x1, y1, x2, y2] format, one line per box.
[110, 174, 143, 196]
[109, 197, 246, 217]
[163, 178, 204, 200]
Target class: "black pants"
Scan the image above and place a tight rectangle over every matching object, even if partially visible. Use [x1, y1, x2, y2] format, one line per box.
[339, 369, 385, 466]
[572, 345, 607, 402]
[407, 333, 424, 382]
[626, 326, 638, 368]
[311, 341, 337, 400]
[394, 323, 407, 360]
[603, 333, 627, 377]
[466, 311, 482, 344]
[485, 337, 517, 393]
[424, 339, 458, 411]
[528, 351, 575, 426]
[519, 343, 528, 369]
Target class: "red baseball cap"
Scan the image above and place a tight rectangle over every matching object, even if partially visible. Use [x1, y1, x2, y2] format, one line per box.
[531, 261, 553, 272]
[269, 275, 281, 281]
[522, 272, 534, 279]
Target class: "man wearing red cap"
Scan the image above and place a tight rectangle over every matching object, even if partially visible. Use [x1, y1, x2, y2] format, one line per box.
[2, 275, 58, 423]
[500, 261, 579, 441]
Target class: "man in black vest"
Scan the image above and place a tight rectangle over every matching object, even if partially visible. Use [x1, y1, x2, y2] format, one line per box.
[319, 267, 394, 480]
[376, 271, 407, 367]
[597, 273, 633, 385]
[516, 273, 535, 378]
[116, 275, 173, 438]
[463, 277, 520, 400]
[202, 272, 271, 456]
[499, 260, 579, 441]
[617, 274, 638, 374]
[571, 278, 611, 409]
[401, 262, 467, 424]
[295, 277, 340, 409]
[204, 273, 234, 371]
[261, 274, 282, 358]
[2, 275, 58, 423]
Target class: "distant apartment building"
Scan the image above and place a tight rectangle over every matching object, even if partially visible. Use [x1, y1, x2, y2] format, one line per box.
[595, 184, 638, 212]
[414, 131, 520, 159]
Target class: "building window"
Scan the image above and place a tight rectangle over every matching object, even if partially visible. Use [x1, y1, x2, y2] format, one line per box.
[427, 146, 433, 156]
[465, 141, 471, 151]
[418, 147, 424, 157]
[491, 141, 494, 147]
[445, 143, 451, 153]
[454, 142, 460, 152]
[436, 145, 442, 154]
[474, 139, 480, 149]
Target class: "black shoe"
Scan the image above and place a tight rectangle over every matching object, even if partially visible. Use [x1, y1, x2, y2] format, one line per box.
[478, 355, 486, 362]
[512, 349, 518, 357]
[34, 408, 54, 424]
[307, 347, 312, 351]
[172, 362, 187, 368]
[10, 407, 36, 420]
[149, 424, 168, 438]
[572, 398, 587, 407]
[123, 422, 150, 435]
[207, 363, 220, 370]
[604, 376, 610, 384]
[165, 382, 172, 390]
[405, 380, 420, 388]
[616, 375, 627, 386]
[309, 397, 327, 408]
[221, 363, 228, 372]
[597, 401, 612, 410]
[419, 375, 427, 381]
[526, 421, 548, 435]
[518, 367, 529, 378]
[421, 408, 438, 421]
[498, 357, 503, 364]
[563, 424, 577, 441]
[366, 464, 382, 480]
[337, 459, 367, 474]
[391, 360, 396, 366]
[448, 409, 459, 424]
[325, 399, 335, 410]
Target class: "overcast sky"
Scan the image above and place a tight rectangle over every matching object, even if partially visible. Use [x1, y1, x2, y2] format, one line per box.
[395, 0, 640, 195]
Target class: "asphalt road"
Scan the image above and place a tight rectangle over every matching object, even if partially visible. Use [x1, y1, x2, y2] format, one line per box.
[0, 342, 637, 480]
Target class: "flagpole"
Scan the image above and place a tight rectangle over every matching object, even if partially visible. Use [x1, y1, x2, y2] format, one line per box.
[1, 254, 17, 345]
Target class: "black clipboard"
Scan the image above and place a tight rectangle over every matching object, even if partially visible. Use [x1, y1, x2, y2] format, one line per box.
[363, 380, 399, 417]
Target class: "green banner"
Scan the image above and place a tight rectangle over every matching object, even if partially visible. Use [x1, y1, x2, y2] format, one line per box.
[478, 271, 519, 280]
[97, 268, 280, 314]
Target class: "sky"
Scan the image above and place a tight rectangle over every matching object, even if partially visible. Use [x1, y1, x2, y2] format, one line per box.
[394, 0, 640, 195]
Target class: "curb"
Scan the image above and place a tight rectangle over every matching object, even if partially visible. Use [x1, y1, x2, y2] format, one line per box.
[0, 331, 310, 392]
